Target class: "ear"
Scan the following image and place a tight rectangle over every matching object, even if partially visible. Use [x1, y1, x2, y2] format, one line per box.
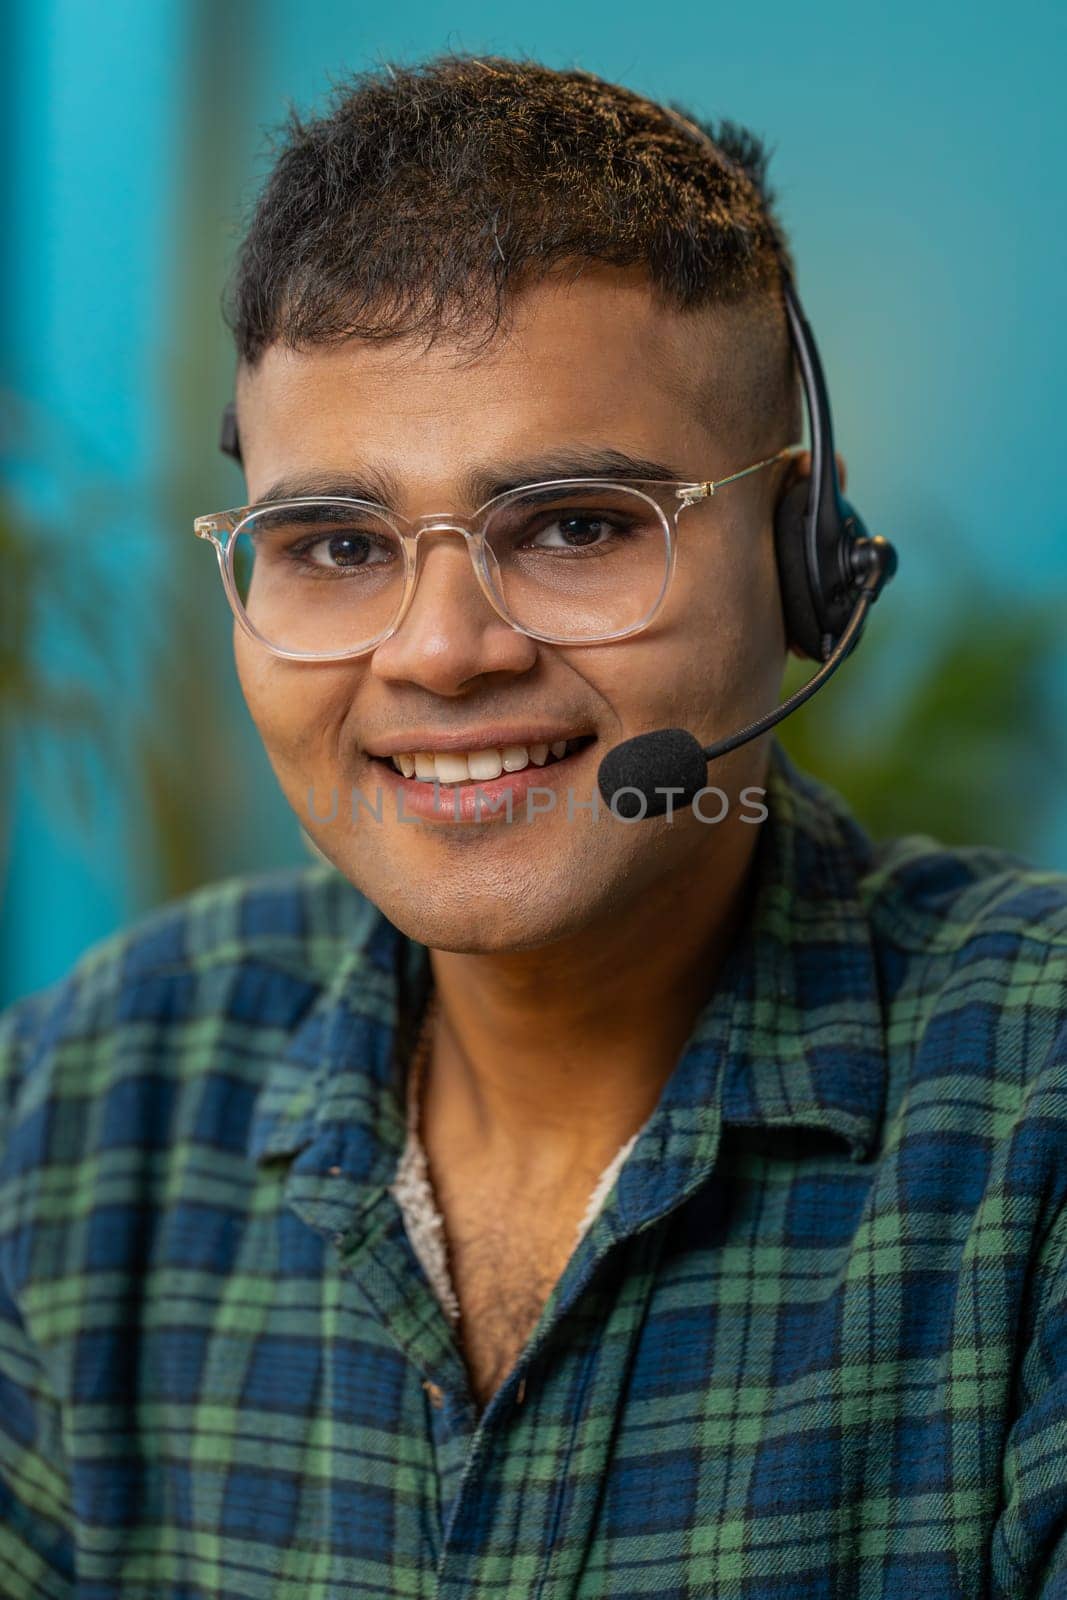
[780, 449, 848, 495]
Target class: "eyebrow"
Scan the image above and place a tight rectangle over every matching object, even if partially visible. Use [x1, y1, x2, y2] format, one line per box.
[256, 447, 689, 509]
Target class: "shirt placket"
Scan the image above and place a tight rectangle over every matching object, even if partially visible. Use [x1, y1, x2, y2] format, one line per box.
[272, 929, 737, 1596]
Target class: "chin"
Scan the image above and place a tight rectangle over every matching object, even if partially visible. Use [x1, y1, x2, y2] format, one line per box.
[367, 875, 597, 955]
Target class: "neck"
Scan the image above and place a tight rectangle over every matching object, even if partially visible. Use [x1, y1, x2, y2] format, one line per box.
[420, 809, 763, 1189]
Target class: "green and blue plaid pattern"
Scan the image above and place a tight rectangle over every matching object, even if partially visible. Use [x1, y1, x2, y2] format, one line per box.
[2, 742, 1066, 1598]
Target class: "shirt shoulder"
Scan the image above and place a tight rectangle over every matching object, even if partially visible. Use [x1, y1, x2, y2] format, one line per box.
[859, 828, 1067, 1022]
[860, 827, 1067, 959]
[775, 748, 1067, 976]
[855, 827, 1067, 1110]
[779, 753, 1067, 1064]
[0, 862, 384, 1178]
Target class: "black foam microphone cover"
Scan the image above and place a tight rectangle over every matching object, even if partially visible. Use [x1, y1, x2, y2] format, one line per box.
[596, 728, 710, 819]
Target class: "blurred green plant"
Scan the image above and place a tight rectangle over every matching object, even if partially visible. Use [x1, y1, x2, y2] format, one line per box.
[130, 0, 298, 904]
[777, 578, 1066, 854]
[0, 395, 117, 895]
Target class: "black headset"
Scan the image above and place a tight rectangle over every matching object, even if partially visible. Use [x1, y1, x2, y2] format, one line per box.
[772, 274, 897, 659]
[217, 118, 897, 666]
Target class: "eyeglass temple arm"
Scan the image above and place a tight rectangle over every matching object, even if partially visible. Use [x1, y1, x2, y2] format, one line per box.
[675, 446, 797, 506]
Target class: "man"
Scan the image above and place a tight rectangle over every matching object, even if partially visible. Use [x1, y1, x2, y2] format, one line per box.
[1, 51, 1065, 1600]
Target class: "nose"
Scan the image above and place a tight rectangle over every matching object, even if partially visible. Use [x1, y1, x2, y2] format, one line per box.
[367, 525, 538, 694]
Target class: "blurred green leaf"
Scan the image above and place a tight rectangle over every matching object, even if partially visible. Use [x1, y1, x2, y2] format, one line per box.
[778, 582, 1066, 852]
[0, 402, 118, 891]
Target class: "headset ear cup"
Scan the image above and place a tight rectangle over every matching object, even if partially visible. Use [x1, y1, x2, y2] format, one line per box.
[774, 480, 826, 661]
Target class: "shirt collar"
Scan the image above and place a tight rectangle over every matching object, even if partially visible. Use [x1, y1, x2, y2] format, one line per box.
[246, 742, 888, 1206]
[715, 742, 888, 1161]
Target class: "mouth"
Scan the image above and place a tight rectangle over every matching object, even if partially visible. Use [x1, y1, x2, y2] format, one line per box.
[370, 734, 598, 786]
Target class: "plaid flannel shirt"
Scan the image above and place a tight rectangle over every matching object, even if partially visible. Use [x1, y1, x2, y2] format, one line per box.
[1, 742, 1066, 1599]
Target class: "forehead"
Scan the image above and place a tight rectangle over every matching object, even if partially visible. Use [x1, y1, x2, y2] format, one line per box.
[234, 269, 750, 497]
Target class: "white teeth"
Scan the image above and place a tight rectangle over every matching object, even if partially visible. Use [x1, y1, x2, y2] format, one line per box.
[433, 752, 471, 783]
[386, 739, 582, 782]
[467, 748, 504, 781]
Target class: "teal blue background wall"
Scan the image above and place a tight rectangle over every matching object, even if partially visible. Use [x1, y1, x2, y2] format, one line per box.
[3, 0, 1065, 1006]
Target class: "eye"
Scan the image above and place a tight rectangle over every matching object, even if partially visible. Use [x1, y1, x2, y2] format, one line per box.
[298, 530, 395, 568]
[524, 513, 637, 552]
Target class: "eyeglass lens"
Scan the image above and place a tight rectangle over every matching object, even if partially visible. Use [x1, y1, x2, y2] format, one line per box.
[229, 487, 672, 654]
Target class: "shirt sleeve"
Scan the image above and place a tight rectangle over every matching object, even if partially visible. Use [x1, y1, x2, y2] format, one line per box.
[992, 1201, 1067, 1597]
[0, 1278, 75, 1597]
[0, 995, 75, 1598]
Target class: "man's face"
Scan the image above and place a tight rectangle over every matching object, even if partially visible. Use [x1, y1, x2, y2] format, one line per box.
[234, 268, 789, 953]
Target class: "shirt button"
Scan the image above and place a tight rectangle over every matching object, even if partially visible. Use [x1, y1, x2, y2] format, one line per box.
[422, 1379, 445, 1409]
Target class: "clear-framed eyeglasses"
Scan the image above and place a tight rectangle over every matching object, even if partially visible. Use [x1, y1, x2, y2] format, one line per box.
[193, 446, 796, 662]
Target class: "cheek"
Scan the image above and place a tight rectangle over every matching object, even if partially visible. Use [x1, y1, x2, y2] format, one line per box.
[664, 523, 784, 677]
[573, 539, 783, 751]
[233, 631, 354, 769]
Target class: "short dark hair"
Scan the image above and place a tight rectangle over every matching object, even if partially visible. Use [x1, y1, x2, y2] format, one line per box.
[225, 53, 800, 443]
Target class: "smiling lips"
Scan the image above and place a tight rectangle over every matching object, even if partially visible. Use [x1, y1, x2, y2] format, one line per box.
[384, 736, 592, 783]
